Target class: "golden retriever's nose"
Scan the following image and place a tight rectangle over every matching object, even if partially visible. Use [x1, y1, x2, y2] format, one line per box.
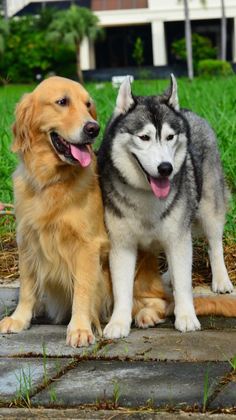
[83, 121, 100, 139]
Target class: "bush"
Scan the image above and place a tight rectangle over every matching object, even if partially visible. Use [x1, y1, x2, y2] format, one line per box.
[0, 10, 76, 83]
[197, 59, 233, 77]
[171, 33, 217, 71]
[132, 37, 144, 67]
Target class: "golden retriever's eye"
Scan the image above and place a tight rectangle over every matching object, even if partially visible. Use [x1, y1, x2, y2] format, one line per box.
[166, 134, 175, 141]
[86, 100, 91, 108]
[55, 97, 69, 107]
[139, 134, 150, 141]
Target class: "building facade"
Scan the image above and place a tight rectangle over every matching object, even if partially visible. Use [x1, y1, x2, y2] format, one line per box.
[6, 0, 236, 71]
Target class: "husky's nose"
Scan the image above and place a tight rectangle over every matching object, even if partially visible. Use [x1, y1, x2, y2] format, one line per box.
[158, 162, 173, 177]
[83, 121, 100, 138]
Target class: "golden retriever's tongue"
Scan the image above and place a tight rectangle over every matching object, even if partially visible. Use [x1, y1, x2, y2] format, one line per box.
[70, 144, 91, 167]
[149, 176, 170, 199]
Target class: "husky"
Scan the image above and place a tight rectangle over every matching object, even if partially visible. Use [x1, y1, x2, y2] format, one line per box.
[97, 75, 233, 339]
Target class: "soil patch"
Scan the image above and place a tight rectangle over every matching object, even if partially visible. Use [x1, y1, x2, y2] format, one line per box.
[0, 233, 235, 287]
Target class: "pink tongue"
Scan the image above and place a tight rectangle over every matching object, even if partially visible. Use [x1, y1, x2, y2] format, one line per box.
[70, 144, 91, 167]
[149, 177, 170, 199]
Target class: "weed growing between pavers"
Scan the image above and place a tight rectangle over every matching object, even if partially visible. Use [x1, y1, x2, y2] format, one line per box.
[14, 366, 33, 407]
[95, 380, 122, 411]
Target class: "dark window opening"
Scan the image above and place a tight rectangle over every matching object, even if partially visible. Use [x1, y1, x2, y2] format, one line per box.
[95, 24, 153, 68]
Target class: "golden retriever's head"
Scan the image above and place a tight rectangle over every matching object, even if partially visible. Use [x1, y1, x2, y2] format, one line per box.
[12, 76, 99, 168]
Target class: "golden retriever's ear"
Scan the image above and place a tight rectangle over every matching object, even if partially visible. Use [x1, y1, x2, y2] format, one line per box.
[89, 102, 97, 120]
[12, 93, 34, 153]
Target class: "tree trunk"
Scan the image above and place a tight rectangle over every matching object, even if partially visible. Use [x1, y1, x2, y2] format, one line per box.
[3, 0, 8, 20]
[183, 0, 194, 80]
[76, 43, 84, 85]
[220, 0, 227, 61]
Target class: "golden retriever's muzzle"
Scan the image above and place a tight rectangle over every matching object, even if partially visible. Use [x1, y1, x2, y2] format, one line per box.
[50, 121, 100, 168]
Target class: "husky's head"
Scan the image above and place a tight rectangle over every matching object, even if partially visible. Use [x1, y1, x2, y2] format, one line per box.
[110, 75, 188, 199]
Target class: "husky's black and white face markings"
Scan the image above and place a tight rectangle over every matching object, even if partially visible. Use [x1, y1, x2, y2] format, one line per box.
[98, 74, 233, 341]
[109, 75, 189, 200]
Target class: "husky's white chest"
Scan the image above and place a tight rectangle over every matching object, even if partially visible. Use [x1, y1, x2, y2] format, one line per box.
[105, 188, 167, 248]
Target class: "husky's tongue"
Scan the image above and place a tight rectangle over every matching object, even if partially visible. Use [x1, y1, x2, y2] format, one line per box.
[149, 176, 170, 199]
[70, 144, 91, 167]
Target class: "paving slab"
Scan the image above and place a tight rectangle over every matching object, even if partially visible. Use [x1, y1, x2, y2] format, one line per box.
[0, 325, 100, 357]
[1, 324, 236, 361]
[98, 328, 236, 362]
[209, 376, 236, 409]
[32, 360, 230, 408]
[0, 288, 19, 318]
[1, 409, 236, 420]
[0, 357, 71, 402]
[1, 408, 236, 419]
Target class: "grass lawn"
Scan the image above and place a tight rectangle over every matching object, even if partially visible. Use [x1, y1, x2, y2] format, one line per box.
[0, 76, 235, 240]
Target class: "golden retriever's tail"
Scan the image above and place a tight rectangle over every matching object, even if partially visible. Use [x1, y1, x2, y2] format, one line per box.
[166, 295, 236, 317]
[194, 295, 236, 317]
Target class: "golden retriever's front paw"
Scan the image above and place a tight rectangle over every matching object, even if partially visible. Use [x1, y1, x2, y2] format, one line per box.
[0, 317, 28, 333]
[135, 308, 166, 329]
[66, 328, 95, 348]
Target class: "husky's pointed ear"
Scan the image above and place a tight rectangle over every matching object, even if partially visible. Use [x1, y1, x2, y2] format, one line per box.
[12, 93, 34, 153]
[115, 77, 134, 115]
[164, 74, 179, 111]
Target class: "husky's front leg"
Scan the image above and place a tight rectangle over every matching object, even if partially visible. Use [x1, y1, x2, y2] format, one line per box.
[165, 232, 201, 332]
[103, 244, 137, 339]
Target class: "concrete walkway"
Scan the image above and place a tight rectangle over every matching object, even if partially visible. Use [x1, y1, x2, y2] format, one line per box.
[0, 286, 236, 418]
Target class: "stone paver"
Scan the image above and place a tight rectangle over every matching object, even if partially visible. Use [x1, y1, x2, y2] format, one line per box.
[209, 377, 236, 409]
[1, 408, 236, 419]
[0, 288, 19, 319]
[0, 358, 70, 402]
[32, 360, 230, 408]
[1, 287, 236, 412]
[0, 325, 99, 357]
[1, 325, 236, 362]
[98, 328, 236, 362]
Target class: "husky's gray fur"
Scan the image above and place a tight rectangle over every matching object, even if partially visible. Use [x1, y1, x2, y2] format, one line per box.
[98, 75, 233, 339]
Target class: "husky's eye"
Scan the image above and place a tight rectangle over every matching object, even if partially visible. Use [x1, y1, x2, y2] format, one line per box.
[139, 135, 150, 141]
[166, 134, 175, 141]
[56, 97, 69, 107]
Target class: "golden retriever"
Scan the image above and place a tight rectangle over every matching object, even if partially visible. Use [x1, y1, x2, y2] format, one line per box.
[0, 77, 170, 347]
[0, 76, 235, 347]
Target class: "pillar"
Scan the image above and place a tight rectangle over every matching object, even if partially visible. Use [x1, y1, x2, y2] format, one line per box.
[233, 17, 236, 63]
[151, 20, 167, 66]
[80, 37, 96, 71]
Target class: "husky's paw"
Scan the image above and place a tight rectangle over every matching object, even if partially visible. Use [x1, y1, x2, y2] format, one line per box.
[135, 307, 165, 329]
[212, 276, 233, 294]
[103, 320, 130, 339]
[175, 313, 201, 333]
[0, 317, 28, 333]
[66, 328, 95, 348]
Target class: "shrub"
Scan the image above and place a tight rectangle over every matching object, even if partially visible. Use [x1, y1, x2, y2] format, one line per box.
[0, 10, 76, 83]
[197, 59, 233, 77]
[132, 37, 144, 67]
[171, 33, 217, 71]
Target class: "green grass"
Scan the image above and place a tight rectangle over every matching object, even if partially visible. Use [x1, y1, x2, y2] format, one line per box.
[0, 76, 235, 238]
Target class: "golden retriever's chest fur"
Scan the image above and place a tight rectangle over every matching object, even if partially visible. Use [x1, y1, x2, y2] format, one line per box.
[14, 162, 109, 295]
